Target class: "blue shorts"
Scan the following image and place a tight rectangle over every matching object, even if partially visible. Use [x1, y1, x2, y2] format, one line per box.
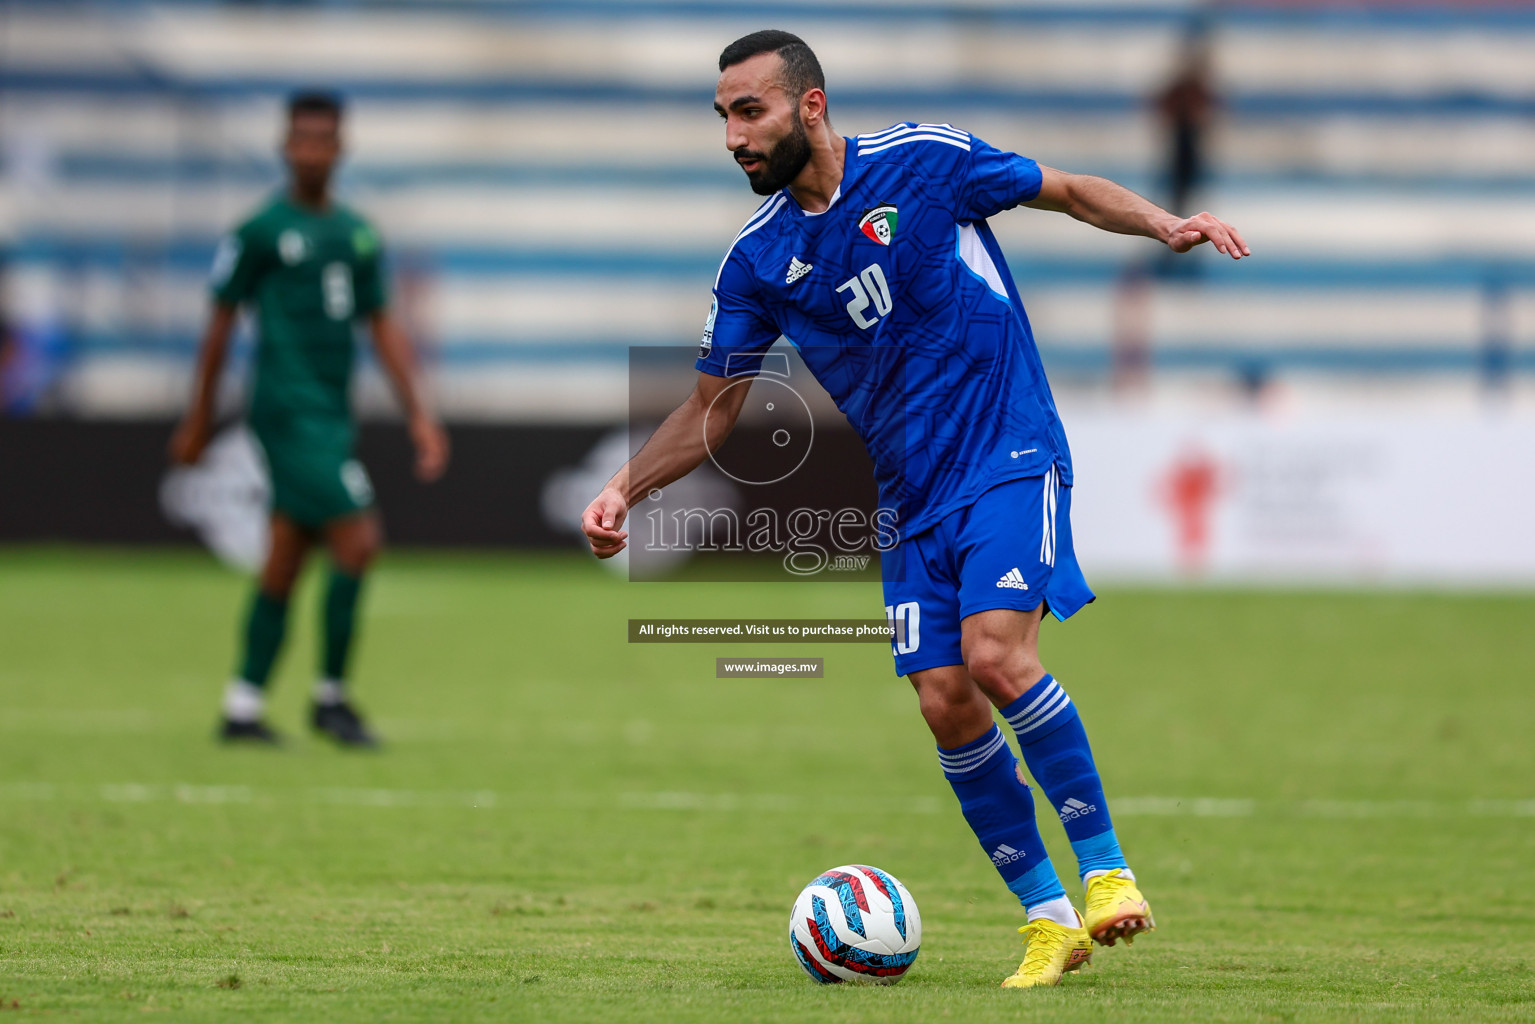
[881, 470, 1096, 676]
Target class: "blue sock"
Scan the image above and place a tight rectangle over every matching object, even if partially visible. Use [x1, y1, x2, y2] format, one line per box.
[1002, 675, 1130, 884]
[938, 724, 1067, 910]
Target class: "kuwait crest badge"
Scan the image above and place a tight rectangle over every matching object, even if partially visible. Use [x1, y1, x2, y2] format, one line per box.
[857, 204, 898, 245]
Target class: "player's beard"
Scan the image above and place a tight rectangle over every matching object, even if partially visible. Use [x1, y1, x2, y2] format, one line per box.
[736, 112, 812, 196]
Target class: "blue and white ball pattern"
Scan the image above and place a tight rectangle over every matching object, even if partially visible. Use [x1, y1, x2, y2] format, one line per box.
[789, 864, 921, 984]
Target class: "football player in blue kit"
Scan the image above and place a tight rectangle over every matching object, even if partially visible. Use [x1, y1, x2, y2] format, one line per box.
[582, 30, 1249, 988]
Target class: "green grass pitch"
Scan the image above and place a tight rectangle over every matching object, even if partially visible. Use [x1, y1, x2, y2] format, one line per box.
[1, 547, 1532, 1021]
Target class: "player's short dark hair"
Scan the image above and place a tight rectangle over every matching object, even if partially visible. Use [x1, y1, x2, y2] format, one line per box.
[287, 90, 344, 123]
[718, 30, 825, 102]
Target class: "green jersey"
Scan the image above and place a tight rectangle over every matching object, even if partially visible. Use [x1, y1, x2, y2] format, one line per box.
[211, 195, 387, 423]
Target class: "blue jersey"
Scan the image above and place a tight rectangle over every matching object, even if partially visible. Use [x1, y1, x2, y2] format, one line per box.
[696, 122, 1073, 539]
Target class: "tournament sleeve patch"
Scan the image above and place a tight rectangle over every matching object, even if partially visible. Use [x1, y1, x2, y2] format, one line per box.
[210, 235, 242, 288]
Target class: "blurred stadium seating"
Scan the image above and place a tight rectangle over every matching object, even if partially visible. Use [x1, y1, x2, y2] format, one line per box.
[2, 0, 1534, 421]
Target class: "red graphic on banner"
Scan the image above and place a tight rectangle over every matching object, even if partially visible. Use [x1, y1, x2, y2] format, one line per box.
[1156, 446, 1224, 575]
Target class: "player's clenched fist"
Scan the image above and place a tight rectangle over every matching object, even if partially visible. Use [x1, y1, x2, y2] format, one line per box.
[409, 413, 451, 483]
[582, 487, 630, 558]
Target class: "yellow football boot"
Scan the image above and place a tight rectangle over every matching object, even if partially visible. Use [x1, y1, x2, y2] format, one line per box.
[1084, 869, 1155, 946]
[999, 911, 1093, 989]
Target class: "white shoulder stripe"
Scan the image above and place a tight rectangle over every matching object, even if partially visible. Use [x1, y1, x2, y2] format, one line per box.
[714, 194, 787, 288]
[858, 122, 969, 145]
[735, 195, 786, 239]
[858, 123, 921, 144]
[859, 133, 973, 156]
[859, 126, 971, 149]
[910, 122, 970, 141]
[859, 123, 970, 142]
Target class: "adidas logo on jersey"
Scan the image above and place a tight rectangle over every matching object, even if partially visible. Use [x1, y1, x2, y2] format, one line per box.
[990, 843, 1029, 867]
[785, 257, 813, 284]
[996, 568, 1030, 590]
[1058, 797, 1098, 823]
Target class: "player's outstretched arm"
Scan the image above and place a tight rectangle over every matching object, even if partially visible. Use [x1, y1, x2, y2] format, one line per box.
[168, 303, 240, 465]
[368, 311, 450, 482]
[582, 371, 751, 559]
[1023, 166, 1250, 260]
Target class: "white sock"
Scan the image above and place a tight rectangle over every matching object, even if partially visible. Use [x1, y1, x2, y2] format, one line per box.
[1026, 895, 1079, 928]
[222, 680, 265, 723]
[1084, 867, 1135, 886]
[313, 679, 346, 706]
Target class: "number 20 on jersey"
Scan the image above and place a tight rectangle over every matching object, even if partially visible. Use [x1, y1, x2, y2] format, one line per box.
[838, 263, 893, 330]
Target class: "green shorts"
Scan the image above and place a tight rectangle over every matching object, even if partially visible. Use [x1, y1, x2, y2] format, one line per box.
[250, 415, 374, 529]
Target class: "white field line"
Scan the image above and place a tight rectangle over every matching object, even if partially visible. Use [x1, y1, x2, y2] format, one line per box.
[0, 710, 520, 739]
[0, 708, 163, 734]
[1113, 797, 1257, 817]
[617, 792, 945, 815]
[0, 784, 1532, 819]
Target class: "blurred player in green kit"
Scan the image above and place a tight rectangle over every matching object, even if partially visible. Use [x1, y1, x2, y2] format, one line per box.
[170, 92, 449, 747]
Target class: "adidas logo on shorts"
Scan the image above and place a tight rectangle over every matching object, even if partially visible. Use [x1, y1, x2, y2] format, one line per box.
[1058, 797, 1098, 823]
[996, 568, 1030, 590]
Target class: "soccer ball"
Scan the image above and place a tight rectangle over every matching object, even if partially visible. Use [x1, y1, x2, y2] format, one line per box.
[789, 864, 922, 984]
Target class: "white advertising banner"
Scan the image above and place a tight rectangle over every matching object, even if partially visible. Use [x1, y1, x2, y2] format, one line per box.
[1065, 412, 1535, 584]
